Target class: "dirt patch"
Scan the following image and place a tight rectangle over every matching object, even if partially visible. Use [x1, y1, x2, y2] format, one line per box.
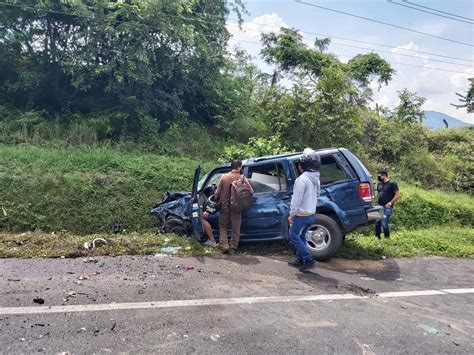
[321, 258, 401, 281]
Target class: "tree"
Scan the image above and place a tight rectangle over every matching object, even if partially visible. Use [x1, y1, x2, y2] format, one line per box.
[392, 89, 426, 123]
[452, 78, 474, 113]
[0, 0, 246, 138]
[258, 28, 394, 149]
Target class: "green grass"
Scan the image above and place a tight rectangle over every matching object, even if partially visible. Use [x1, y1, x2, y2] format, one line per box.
[0, 232, 219, 258]
[1, 226, 472, 259]
[337, 227, 474, 259]
[0, 145, 214, 234]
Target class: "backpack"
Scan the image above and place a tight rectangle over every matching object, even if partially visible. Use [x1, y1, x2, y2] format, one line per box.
[230, 176, 253, 212]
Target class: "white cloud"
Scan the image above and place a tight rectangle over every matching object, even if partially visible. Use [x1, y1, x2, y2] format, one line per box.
[227, 13, 288, 46]
[391, 41, 429, 62]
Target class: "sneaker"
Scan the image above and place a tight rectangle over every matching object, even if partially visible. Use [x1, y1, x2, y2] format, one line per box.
[299, 260, 316, 272]
[288, 259, 304, 268]
[204, 240, 217, 247]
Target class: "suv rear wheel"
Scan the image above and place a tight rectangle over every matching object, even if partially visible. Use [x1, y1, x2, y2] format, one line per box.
[305, 214, 343, 261]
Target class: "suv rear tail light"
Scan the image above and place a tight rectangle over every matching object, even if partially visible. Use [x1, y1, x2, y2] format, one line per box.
[359, 183, 372, 203]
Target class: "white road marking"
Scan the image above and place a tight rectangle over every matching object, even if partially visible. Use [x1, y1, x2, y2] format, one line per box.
[0, 288, 472, 316]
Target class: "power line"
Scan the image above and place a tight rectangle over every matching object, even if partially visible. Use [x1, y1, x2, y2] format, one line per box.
[295, 0, 474, 47]
[228, 37, 470, 75]
[227, 17, 474, 64]
[402, 0, 474, 22]
[228, 24, 474, 68]
[1, 0, 472, 63]
[387, 0, 474, 25]
[329, 42, 473, 68]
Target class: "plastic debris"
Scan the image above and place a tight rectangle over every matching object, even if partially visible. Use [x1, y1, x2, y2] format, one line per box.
[83, 238, 108, 250]
[82, 257, 98, 263]
[160, 246, 181, 254]
[33, 298, 45, 305]
[63, 291, 77, 302]
[210, 334, 220, 342]
[418, 324, 439, 334]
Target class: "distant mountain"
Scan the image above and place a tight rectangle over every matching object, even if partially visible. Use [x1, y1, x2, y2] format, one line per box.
[423, 111, 472, 129]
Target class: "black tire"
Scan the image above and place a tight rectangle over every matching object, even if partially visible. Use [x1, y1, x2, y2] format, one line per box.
[305, 214, 343, 261]
[164, 217, 188, 237]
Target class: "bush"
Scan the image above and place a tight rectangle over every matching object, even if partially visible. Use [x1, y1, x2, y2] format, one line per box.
[393, 183, 474, 229]
[221, 134, 289, 161]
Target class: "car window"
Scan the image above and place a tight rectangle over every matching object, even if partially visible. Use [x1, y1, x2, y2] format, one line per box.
[247, 163, 287, 193]
[293, 155, 348, 186]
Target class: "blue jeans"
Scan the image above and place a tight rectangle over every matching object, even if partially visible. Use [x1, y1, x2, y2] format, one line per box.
[375, 207, 392, 238]
[289, 215, 316, 263]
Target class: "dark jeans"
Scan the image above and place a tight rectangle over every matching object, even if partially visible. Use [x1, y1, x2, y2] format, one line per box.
[375, 207, 392, 238]
[219, 209, 242, 251]
[289, 215, 315, 263]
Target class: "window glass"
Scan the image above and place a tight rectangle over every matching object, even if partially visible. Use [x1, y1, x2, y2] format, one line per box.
[320, 156, 348, 185]
[293, 155, 348, 186]
[247, 163, 287, 193]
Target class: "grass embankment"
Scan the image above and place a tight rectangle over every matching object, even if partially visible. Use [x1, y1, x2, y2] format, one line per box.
[0, 145, 473, 259]
[0, 145, 214, 234]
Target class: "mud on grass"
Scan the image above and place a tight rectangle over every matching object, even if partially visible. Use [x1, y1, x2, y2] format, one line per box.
[0, 232, 220, 258]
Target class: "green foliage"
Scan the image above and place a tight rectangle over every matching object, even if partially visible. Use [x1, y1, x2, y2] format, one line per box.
[391, 88, 426, 123]
[221, 134, 288, 161]
[393, 183, 474, 229]
[452, 78, 474, 113]
[0, 0, 247, 134]
[0, 145, 214, 234]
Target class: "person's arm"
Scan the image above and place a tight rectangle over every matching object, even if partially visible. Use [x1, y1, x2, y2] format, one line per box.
[386, 182, 401, 207]
[289, 178, 306, 222]
[214, 178, 223, 201]
[243, 175, 254, 194]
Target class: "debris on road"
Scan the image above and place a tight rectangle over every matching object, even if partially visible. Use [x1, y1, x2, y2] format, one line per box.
[82, 257, 98, 263]
[160, 246, 182, 254]
[33, 298, 45, 305]
[83, 238, 108, 250]
[418, 324, 439, 335]
[63, 291, 77, 302]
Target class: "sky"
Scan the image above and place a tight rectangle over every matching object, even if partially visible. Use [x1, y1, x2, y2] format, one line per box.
[226, 0, 474, 123]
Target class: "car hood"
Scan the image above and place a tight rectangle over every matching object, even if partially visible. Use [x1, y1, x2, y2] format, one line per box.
[150, 191, 192, 221]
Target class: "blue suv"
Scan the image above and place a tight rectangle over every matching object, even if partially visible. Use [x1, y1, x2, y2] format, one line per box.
[151, 148, 383, 261]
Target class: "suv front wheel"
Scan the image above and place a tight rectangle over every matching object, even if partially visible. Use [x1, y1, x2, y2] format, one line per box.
[305, 214, 343, 261]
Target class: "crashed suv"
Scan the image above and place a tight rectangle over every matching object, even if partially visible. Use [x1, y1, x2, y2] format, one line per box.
[151, 148, 383, 261]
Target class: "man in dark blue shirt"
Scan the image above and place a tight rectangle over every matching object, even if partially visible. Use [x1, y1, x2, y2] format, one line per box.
[375, 169, 401, 239]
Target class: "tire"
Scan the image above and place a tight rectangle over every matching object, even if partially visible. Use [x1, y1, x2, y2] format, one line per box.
[164, 217, 189, 237]
[305, 214, 343, 261]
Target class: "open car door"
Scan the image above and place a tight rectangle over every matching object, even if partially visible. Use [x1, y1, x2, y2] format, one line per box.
[189, 165, 204, 241]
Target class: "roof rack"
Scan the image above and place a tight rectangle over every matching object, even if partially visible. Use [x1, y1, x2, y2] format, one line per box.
[252, 151, 302, 162]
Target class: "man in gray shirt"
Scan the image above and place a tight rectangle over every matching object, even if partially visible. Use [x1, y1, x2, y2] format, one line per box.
[288, 148, 321, 271]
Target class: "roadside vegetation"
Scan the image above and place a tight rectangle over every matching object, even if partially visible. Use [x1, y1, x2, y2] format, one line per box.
[0, 0, 472, 259]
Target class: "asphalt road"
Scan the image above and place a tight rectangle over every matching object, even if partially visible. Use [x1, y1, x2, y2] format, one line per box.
[0, 253, 473, 354]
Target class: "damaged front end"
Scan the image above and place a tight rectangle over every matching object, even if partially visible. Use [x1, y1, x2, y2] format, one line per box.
[150, 191, 193, 236]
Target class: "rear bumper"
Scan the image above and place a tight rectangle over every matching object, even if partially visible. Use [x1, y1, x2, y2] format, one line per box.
[367, 205, 384, 221]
